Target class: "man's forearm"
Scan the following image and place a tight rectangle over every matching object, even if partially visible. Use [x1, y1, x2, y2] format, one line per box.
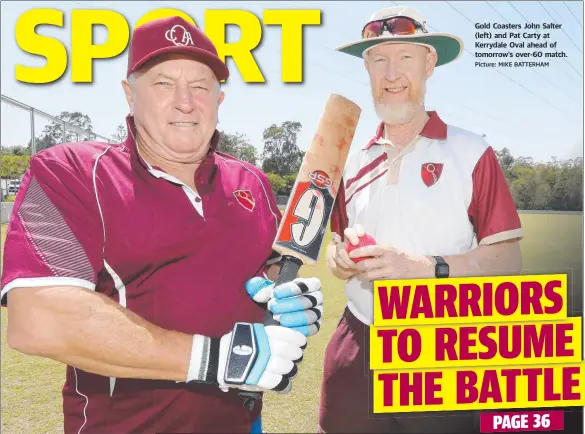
[442, 240, 522, 278]
[7, 286, 192, 382]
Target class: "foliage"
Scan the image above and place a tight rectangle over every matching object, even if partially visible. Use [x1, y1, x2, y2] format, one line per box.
[263, 173, 301, 196]
[6, 109, 582, 212]
[262, 147, 583, 209]
[0, 155, 30, 179]
[283, 174, 298, 193]
[218, 131, 258, 165]
[261, 121, 304, 177]
[111, 123, 128, 144]
[28, 111, 94, 152]
[496, 148, 583, 211]
[266, 173, 287, 195]
[1, 146, 30, 156]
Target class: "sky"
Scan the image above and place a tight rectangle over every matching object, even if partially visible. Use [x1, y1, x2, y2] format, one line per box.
[1, 1, 583, 163]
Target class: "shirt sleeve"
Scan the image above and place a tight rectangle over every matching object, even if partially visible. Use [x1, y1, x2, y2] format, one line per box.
[467, 146, 524, 245]
[1, 155, 104, 304]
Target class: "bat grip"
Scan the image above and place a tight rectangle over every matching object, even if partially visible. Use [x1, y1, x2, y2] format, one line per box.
[264, 255, 303, 327]
[274, 255, 303, 288]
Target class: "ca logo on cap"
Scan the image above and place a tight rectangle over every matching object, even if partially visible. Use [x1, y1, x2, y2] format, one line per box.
[165, 25, 194, 46]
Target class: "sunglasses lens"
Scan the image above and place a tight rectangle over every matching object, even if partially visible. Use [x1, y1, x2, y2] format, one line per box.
[390, 18, 417, 35]
[362, 17, 419, 39]
[363, 21, 382, 38]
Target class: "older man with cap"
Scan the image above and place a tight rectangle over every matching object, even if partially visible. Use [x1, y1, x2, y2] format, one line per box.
[319, 6, 523, 433]
[1, 15, 324, 434]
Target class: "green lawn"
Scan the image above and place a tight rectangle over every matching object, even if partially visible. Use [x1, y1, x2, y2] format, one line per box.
[1, 214, 583, 433]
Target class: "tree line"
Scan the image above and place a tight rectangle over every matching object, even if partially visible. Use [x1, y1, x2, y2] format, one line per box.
[495, 148, 583, 211]
[1, 111, 582, 211]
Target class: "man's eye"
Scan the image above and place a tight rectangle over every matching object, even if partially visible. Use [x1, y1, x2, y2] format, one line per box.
[156, 82, 171, 86]
[402, 55, 412, 59]
[374, 58, 385, 62]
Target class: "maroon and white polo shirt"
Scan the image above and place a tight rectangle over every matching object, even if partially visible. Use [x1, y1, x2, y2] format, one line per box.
[331, 111, 523, 325]
[1, 116, 281, 433]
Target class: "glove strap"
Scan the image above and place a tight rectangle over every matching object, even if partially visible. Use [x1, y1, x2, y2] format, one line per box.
[186, 335, 221, 384]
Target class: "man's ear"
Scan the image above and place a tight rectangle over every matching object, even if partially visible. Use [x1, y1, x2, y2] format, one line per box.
[425, 49, 438, 78]
[121, 80, 134, 114]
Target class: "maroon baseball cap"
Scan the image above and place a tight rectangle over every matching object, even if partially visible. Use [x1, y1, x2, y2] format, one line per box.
[127, 16, 229, 81]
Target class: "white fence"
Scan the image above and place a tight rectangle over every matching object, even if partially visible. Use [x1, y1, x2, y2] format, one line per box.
[1, 94, 117, 200]
[1, 94, 113, 155]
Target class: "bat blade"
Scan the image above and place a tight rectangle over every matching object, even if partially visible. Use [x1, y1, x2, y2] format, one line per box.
[273, 94, 361, 286]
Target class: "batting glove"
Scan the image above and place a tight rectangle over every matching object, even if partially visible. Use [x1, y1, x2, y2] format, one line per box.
[186, 323, 306, 394]
[246, 277, 323, 337]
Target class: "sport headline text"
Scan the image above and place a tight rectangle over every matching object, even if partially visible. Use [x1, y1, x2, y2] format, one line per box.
[14, 8, 321, 84]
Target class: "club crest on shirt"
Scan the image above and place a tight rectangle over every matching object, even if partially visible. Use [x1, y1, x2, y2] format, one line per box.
[421, 163, 443, 187]
[233, 189, 255, 211]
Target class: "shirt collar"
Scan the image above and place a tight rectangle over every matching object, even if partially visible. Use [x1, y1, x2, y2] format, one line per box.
[123, 115, 219, 186]
[363, 111, 448, 150]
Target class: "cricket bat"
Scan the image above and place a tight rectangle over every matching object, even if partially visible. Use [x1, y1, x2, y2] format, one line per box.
[225, 94, 360, 401]
[272, 93, 361, 286]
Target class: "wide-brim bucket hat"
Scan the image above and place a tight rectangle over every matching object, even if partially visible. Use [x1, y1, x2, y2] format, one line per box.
[336, 6, 464, 67]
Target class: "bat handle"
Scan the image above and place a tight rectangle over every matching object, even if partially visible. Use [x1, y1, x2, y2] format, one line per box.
[264, 255, 303, 327]
[274, 255, 303, 288]
[242, 256, 304, 407]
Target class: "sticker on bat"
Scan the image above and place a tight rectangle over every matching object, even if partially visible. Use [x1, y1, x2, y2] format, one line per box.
[309, 170, 332, 189]
[291, 189, 326, 247]
[275, 179, 335, 261]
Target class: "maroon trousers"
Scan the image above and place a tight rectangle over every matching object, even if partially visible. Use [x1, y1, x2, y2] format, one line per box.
[318, 307, 479, 433]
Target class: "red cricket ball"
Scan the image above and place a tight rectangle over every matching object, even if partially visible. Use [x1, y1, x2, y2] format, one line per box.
[345, 234, 377, 263]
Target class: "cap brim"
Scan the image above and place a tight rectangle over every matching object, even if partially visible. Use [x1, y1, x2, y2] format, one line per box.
[130, 46, 229, 81]
[336, 33, 464, 67]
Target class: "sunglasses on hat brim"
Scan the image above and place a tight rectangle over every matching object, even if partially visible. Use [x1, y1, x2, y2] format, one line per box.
[361, 16, 428, 39]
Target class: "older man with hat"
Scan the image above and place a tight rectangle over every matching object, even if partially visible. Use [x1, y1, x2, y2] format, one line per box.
[1, 15, 324, 433]
[319, 6, 523, 433]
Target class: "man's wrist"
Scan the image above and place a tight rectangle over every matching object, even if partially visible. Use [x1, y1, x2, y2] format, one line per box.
[420, 256, 434, 278]
[431, 256, 450, 278]
[186, 334, 220, 384]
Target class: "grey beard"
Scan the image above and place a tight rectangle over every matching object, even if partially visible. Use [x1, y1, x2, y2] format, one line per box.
[374, 102, 423, 125]
[372, 81, 427, 125]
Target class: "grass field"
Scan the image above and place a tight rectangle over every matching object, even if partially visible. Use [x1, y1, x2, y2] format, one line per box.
[1, 214, 583, 433]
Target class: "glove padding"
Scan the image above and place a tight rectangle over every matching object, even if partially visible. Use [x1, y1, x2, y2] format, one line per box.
[246, 277, 323, 337]
[217, 324, 306, 394]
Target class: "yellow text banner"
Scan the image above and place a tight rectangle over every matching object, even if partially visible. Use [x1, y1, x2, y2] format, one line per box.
[372, 362, 585, 413]
[373, 274, 567, 327]
[369, 317, 582, 370]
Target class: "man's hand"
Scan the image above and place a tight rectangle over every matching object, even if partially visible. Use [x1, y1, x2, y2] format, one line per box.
[326, 224, 372, 280]
[348, 244, 434, 281]
[216, 323, 306, 394]
[246, 277, 323, 337]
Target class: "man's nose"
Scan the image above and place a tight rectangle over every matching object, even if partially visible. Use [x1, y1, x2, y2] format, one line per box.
[173, 83, 196, 114]
[383, 61, 402, 82]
